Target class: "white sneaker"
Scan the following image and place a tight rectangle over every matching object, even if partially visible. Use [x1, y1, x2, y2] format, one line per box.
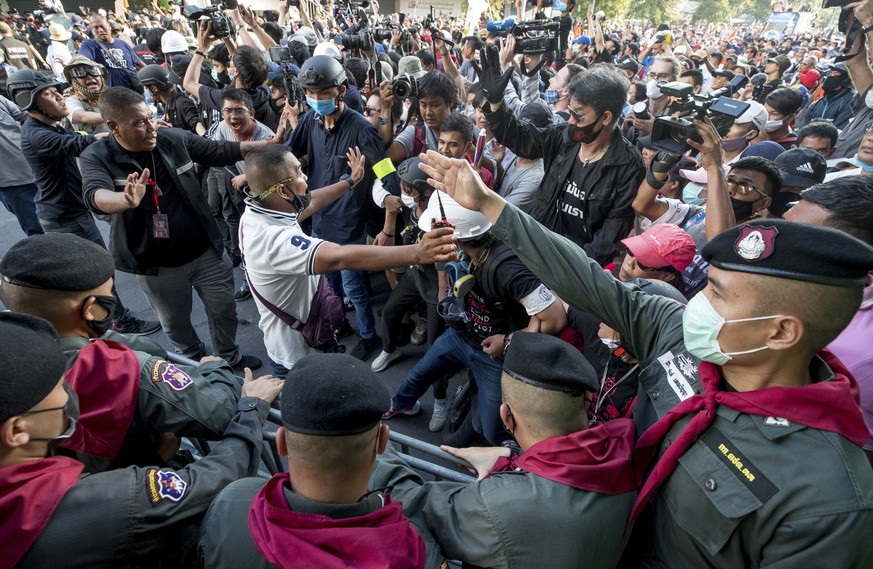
[371, 349, 402, 372]
[429, 398, 448, 432]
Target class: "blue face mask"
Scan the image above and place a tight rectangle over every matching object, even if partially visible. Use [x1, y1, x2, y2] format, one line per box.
[544, 89, 562, 106]
[306, 96, 337, 117]
[854, 153, 873, 172]
[682, 182, 706, 205]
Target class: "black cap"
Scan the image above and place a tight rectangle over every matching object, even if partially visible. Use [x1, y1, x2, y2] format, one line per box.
[774, 147, 827, 188]
[503, 332, 599, 395]
[712, 69, 736, 80]
[518, 99, 553, 128]
[397, 157, 430, 190]
[702, 219, 873, 287]
[616, 58, 641, 74]
[280, 354, 390, 435]
[0, 234, 115, 291]
[0, 313, 66, 423]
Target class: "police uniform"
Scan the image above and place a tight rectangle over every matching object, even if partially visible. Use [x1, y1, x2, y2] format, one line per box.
[197, 354, 446, 569]
[371, 333, 638, 569]
[488, 204, 873, 566]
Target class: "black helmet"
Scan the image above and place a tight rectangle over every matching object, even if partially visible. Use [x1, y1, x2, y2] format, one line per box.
[297, 55, 347, 90]
[138, 64, 173, 90]
[6, 69, 62, 111]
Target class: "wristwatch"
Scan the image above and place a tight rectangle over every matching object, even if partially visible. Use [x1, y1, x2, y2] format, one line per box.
[340, 174, 354, 188]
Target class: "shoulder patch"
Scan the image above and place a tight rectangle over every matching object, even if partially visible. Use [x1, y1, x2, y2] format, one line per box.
[146, 468, 188, 505]
[151, 360, 193, 391]
[657, 351, 695, 401]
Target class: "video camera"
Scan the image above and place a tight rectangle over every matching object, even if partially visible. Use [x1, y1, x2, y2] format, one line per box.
[422, 5, 454, 47]
[268, 47, 306, 107]
[486, 18, 561, 55]
[651, 76, 750, 155]
[183, 0, 238, 39]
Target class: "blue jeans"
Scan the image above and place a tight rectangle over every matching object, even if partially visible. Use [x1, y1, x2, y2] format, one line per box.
[0, 183, 42, 236]
[394, 328, 509, 445]
[325, 267, 376, 341]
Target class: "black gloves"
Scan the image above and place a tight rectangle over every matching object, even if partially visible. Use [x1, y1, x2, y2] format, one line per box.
[471, 44, 514, 106]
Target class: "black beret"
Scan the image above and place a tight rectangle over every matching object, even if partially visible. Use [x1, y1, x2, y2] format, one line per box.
[0, 234, 114, 291]
[0, 313, 66, 423]
[702, 219, 873, 287]
[503, 332, 598, 395]
[280, 354, 390, 436]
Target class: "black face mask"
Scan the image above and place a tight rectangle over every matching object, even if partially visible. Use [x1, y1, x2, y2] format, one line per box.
[26, 382, 80, 452]
[292, 190, 312, 213]
[730, 196, 757, 222]
[822, 75, 848, 94]
[82, 295, 117, 337]
[767, 190, 800, 218]
[568, 114, 605, 144]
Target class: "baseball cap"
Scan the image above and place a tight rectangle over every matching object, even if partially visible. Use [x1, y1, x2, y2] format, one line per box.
[313, 42, 341, 61]
[734, 100, 768, 131]
[767, 55, 791, 74]
[680, 166, 709, 185]
[673, 45, 687, 56]
[829, 61, 849, 75]
[617, 59, 641, 74]
[296, 26, 318, 48]
[574, 35, 591, 46]
[774, 147, 827, 188]
[622, 224, 696, 272]
[518, 100, 553, 128]
[740, 141, 785, 161]
[712, 69, 736, 80]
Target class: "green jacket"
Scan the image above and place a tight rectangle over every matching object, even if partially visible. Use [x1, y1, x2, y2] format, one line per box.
[491, 203, 873, 568]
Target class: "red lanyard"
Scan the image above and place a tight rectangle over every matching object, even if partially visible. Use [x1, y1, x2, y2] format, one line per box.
[147, 178, 161, 214]
[235, 123, 255, 142]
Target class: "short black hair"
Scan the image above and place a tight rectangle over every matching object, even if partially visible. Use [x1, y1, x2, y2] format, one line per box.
[731, 156, 783, 195]
[416, 49, 435, 70]
[564, 63, 585, 85]
[801, 176, 873, 245]
[567, 66, 629, 125]
[680, 68, 703, 87]
[766, 88, 803, 116]
[208, 42, 230, 65]
[709, 51, 724, 63]
[461, 35, 483, 51]
[343, 57, 368, 89]
[146, 27, 165, 54]
[98, 87, 146, 124]
[440, 112, 475, 143]
[232, 45, 268, 89]
[261, 22, 283, 45]
[221, 88, 254, 109]
[796, 120, 839, 148]
[418, 70, 456, 106]
[630, 80, 647, 103]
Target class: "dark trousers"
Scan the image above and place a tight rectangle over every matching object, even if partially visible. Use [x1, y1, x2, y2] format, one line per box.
[0, 183, 42, 236]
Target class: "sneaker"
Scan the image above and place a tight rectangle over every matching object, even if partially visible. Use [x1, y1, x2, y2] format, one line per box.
[343, 297, 355, 312]
[371, 349, 402, 372]
[382, 399, 421, 420]
[335, 319, 354, 339]
[232, 354, 263, 372]
[410, 319, 428, 345]
[234, 279, 252, 301]
[111, 315, 162, 336]
[350, 337, 381, 361]
[429, 398, 448, 432]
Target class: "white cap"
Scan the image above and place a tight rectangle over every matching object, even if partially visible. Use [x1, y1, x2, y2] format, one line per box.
[161, 30, 189, 55]
[313, 42, 341, 61]
[734, 100, 768, 131]
[418, 191, 492, 239]
[297, 26, 318, 47]
[673, 45, 687, 55]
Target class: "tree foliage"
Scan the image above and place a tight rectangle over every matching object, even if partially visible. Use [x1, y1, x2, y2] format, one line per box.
[692, 0, 733, 25]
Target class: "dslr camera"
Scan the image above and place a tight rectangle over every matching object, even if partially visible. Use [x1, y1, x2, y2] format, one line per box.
[651, 76, 750, 155]
[268, 47, 306, 107]
[391, 73, 418, 100]
[183, 0, 238, 39]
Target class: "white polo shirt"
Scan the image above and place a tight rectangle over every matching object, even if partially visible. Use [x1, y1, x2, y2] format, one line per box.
[239, 201, 326, 369]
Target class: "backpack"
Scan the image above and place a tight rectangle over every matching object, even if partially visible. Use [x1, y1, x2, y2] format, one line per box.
[411, 122, 428, 157]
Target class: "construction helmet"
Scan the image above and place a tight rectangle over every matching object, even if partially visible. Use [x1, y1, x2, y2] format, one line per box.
[417, 190, 492, 240]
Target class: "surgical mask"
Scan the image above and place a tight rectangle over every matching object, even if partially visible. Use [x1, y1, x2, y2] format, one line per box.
[26, 382, 80, 452]
[401, 192, 417, 209]
[292, 189, 312, 212]
[465, 106, 475, 119]
[544, 89, 563, 105]
[601, 337, 621, 351]
[854, 153, 873, 172]
[83, 295, 117, 337]
[646, 79, 663, 99]
[865, 89, 873, 110]
[682, 293, 782, 365]
[682, 182, 706, 205]
[721, 135, 749, 152]
[568, 113, 604, 144]
[764, 119, 783, 133]
[227, 68, 237, 81]
[306, 96, 337, 116]
[730, 196, 756, 221]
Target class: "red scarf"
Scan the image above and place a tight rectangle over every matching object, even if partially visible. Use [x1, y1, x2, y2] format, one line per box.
[488, 419, 638, 494]
[62, 340, 140, 459]
[0, 457, 83, 567]
[629, 350, 868, 524]
[249, 473, 427, 569]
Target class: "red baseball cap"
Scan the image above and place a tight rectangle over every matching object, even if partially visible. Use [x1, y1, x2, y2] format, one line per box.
[799, 69, 821, 90]
[622, 224, 696, 272]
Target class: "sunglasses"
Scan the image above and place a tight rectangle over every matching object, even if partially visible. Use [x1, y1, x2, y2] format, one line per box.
[726, 177, 767, 198]
[364, 106, 382, 116]
[69, 66, 105, 78]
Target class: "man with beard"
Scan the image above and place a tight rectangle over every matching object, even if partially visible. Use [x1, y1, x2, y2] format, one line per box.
[62, 56, 109, 134]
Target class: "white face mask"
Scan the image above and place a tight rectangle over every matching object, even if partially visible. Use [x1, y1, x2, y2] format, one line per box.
[764, 119, 784, 133]
[600, 337, 621, 351]
[865, 89, 873, 110]
[646, 79, 663, 100]
[401, 192, 417, 209]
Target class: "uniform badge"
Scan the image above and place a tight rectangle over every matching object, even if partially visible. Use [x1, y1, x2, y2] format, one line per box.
[151, 360, 193, 391]
[146, 468, 188, 504]
[734, 225, 779, 261]
[764, 416, 791, 427]
[676, 353, 698, 379]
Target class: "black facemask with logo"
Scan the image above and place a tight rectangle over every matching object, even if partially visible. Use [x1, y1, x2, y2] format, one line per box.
[568, 113, 605, 144]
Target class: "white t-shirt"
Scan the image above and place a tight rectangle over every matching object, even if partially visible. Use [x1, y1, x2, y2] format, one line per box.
[239, 202, 326, 369]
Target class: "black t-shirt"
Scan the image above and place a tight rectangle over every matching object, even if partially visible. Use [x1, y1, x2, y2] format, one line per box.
[559, 158, 597, 246]
[464, 248, 541, 343]
[166, 88, 202, 133]
[127, 150, 211, 268]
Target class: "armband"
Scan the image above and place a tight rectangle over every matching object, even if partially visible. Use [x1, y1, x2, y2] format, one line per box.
[373, 157, 397, 179]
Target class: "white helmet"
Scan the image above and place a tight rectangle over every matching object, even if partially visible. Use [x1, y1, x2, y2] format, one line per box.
[313, 42, 342, 62]
[161, 30, 189, 55]
[418, 190, 492, 240]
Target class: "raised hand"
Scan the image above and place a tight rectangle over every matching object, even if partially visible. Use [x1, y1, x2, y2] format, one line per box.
[471, 44, 514, 105]
[346, 146, 366, 185]
[418, 150, 492, 213]
[123, 167, 149, 209]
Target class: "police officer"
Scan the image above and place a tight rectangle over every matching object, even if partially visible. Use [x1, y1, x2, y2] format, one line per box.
[420, 150, 873, 567]
[372, 332, 637, 568]
[0, 233, 244, 473]
[0, 312, 282, 567]
[197, 354, 445, 569]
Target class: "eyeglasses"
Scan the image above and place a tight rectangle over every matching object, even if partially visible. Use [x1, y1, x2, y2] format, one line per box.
[364, 106, 382, 116]
[258, 176, 295, 200]
[726, 177, 767, 198]
[647, 71, 673, 81]
[221, 107, 250, 117]
[69, 66, 105, 78]
[864, 122, 873, 136]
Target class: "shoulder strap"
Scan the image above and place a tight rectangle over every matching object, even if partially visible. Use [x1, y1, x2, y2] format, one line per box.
[411, 122, 427, 156]
[240, 225, 303, 330]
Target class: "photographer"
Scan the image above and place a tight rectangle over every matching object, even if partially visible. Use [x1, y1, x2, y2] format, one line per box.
[386, 69, 456, 163]
[625, 56, 681, 138]
[138, 64, 206, 135]
[477, 48, 643, 265]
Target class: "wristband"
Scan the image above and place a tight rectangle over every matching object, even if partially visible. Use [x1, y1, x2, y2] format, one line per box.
[865, 25, 873, 34]
[195, 50, 207, 57]
[380, 230, 395, 237]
